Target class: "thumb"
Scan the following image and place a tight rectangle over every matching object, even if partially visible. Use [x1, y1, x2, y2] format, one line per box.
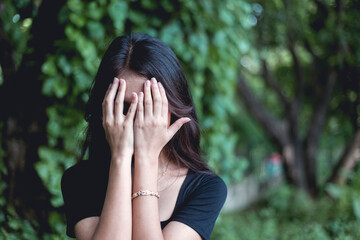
[167, 117, 191, 141]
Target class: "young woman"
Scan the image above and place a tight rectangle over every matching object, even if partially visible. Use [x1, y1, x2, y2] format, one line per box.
[61, 33, 227, 240]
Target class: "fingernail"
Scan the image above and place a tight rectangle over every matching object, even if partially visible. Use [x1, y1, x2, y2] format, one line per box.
[120, 79, 125, 85]
[132, 92, 137, 100]
[114, 77, 119, 83]
[151, 78, 157, 84]
[146, 80, 150, 87]
[158, 82, 163, 88]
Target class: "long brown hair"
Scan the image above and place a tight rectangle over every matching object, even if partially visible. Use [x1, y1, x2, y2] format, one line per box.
[82, 33, 211, 173]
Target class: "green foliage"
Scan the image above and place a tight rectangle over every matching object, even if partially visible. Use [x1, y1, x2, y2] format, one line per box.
[244, 0, 360, 190]
[0, 0, 32, 68]
[0, 206, 71, 240]
[2, 0, 360, 239]
[34, 104, 86, 207]
[1, 210, 38, 240]
[0, 124, 70, 239]
[40, 0, 258, 185]
[1, 0, 262, 238]
[212, 169, 360, 240]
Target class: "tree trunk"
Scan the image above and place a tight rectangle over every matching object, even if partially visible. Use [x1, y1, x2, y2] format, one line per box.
[282, 143, 308, 191]
[237, 65, 336, 197]
[237, 74, 310, 191]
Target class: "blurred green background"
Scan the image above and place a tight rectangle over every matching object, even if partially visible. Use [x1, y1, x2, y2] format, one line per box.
[0, 0, 360, 239]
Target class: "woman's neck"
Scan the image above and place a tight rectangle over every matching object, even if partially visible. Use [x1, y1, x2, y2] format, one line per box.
[158, 151, 171, 174]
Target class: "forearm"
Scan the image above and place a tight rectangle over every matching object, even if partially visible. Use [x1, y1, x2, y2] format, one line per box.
[132, 157, 164, 240]
[92, 157, 132, 240]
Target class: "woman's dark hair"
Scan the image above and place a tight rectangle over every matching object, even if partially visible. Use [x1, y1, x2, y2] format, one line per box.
[82, 33, 210, 173]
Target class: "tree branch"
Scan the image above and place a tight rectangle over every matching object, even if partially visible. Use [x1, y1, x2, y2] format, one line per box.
[306, 70, 336, 155]
[328, 129, 360, 184]
[261, 59, 291, 110]
[335, 0, 349, 55]
[237, 74, 290, 146]
[288, 36, 304, 114]
[304, 70, 336, 194]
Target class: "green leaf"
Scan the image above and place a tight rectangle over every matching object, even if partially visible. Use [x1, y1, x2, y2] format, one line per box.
[141, 0, 157, 10]
[87, 2, 104, 20]
[67, 0, 84, 13]
[41, 59, 57, 77]
[108, 1, 128, 32]
[53, 77, 69, 98]
[87, 21, 105, 40]
[69, 13, 86, 27]
[58, 55, 72, 76]
[353, 198, 360, 220]
[325, 184, 344, 199]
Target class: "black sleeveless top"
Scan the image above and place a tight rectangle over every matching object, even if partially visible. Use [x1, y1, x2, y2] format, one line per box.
[61, 161, 227, 240]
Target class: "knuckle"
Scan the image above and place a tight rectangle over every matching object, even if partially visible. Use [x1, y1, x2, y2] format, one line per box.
[115, 99, 121, 105]
[123, 120, 131, 128]
[114, 119, 121, 126]
[134, 121, 141, 128]
[104, 99, 111, 105]
[144, 119, 151, 127]
[104, 120, 112, 128]
[151, 119, 158, 126]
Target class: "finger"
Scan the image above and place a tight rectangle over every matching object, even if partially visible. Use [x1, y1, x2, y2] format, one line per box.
[151, 78, 161, 117]
[136, 91, 144, 124]
[167, 117, 191, 141]
[114, 79, 126, 120]
[158, 82, 168, 118]
[126, 92, 138, 122]
[103, 78, 120, 120]
[144, 80, 153, 119]
[105, 81, 112, 95]
[102, 83, 112, 121]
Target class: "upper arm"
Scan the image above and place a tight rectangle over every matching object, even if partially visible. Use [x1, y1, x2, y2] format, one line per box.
[163, 221, 202, 240]
[74, 216, 99, 240]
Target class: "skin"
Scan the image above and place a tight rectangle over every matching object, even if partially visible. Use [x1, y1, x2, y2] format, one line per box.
[74, 72, 202, 240]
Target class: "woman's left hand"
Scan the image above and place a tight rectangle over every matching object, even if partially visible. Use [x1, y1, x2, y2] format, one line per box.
[134, 78, 190, 162]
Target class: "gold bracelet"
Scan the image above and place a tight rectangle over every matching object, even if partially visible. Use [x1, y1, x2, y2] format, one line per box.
[132, 190, 160, 200]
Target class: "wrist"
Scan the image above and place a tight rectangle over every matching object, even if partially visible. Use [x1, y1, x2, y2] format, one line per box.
[111, 152, 133, 163]
[110, 159, 132, 173]
[132, 161, 158, 190]
[134, 152, 159, 164]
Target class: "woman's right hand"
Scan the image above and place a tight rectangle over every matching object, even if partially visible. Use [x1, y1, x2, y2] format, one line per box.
[102, 77, 138, 160]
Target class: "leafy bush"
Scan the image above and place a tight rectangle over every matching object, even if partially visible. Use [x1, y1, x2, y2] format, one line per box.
[211, 169, 360, 240]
